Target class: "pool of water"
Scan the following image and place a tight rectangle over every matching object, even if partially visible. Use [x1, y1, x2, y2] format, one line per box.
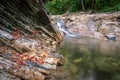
[58, 36, 120, 80]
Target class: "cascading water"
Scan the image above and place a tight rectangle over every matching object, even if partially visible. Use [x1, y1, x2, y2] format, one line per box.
[57, 18, 79, 38]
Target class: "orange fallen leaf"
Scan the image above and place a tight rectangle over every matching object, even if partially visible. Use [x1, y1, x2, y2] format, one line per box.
[16, 56, 26, 65]
[39, 51, 47, 58]
[38, 58, 44, 64]
[29, 56, 37, 62]
[12, 55, 17, 59]
[11, 33, 22, 39]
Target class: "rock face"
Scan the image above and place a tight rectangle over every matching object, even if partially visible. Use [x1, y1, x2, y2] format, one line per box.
[51, 12, 120, 41]
[0, 0, 64, 80]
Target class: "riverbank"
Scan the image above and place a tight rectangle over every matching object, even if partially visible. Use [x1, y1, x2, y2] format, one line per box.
[51, 11, 120, 41]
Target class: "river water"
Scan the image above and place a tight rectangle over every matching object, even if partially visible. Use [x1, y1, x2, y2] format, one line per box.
[58, 36, 120, 80]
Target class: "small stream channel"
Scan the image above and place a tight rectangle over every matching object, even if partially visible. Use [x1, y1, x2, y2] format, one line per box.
[58, 36, 120, 80]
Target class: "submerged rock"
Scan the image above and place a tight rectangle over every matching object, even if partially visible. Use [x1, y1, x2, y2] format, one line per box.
[106, 33, 116, 41]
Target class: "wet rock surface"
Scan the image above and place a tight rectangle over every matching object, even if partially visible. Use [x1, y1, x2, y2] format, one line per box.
[51, 11, 120, 41]
[0, 0, 63, 80]
[0, 70, 20, 80]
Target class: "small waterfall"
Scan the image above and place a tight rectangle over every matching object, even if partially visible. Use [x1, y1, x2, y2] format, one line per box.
[57, 18, 79, 38]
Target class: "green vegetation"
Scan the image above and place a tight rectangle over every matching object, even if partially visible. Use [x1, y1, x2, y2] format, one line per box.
[45, 0, 120, 14]
[45, 0, 68, 14]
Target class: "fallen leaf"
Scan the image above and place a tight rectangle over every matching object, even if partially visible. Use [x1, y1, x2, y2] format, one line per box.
[39, 51, 47, 58]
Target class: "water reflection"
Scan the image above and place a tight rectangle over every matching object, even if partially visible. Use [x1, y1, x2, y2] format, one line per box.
[59, 36, 120, 80]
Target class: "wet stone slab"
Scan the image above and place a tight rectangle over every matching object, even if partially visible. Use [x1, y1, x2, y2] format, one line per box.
[0, 70, 20, 80]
